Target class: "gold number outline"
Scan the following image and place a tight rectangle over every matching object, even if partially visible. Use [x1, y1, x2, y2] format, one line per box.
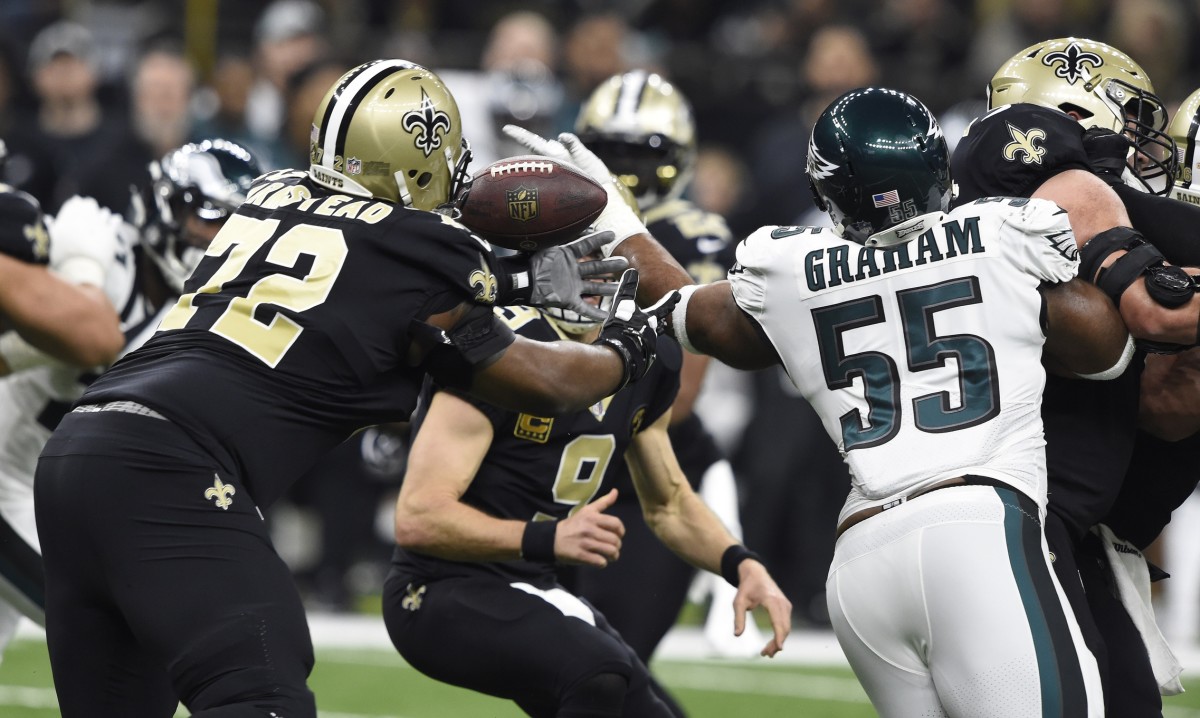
[158, 214, 349, 367]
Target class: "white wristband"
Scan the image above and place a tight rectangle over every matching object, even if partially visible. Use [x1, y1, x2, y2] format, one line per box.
[671, 285, 700, 354]
[1075, 334, 1135, 381]
[0, 331, 57, 373]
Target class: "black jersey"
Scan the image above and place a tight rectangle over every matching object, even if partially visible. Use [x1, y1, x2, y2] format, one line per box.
[395, 306, 682, 584]
[0, 186, 49, 265]
[952, 103, 1094, 205]
[79, 170, 507, 507]
[642, 199, 732, 480]
[951, 103, 1142, 538]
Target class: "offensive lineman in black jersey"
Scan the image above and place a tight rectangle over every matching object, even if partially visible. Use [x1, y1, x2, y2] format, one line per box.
[561, 72, 755, 698]
[384, 298, 790, 718]
[949, 37, 1200, 716]
[32, 60, 669, 718]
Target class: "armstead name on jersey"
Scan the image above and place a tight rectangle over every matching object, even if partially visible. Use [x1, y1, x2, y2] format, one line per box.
[242, 169, 395, 224]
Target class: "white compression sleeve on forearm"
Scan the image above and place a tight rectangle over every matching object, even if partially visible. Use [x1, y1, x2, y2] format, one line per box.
[670, 284, 700, 354]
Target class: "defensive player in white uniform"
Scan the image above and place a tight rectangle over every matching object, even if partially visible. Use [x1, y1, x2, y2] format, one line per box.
[507, 87, 1132, 717]
[0, 139, 261, 659]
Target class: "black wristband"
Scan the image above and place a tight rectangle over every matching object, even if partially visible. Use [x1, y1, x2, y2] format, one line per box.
[521, 520, 557, 564]
[592, 336, 633, 391]
[720, 544, 762, 588]
[496, 254, 535, 305]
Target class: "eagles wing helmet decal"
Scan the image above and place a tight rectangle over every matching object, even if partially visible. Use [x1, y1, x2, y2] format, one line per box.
[807, 142, 838, 180]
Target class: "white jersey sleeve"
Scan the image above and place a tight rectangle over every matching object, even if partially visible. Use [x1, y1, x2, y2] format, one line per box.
[992, 198, 1079, 285]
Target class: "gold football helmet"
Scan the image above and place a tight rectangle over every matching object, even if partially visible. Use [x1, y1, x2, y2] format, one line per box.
[309, 59, 472, 210]
[1168, 88, 1200, 205]
[988, 37, 1175, 193]
[575, 71, 696, 210]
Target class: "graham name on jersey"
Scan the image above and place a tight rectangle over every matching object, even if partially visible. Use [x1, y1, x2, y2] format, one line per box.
[797, 215, 985, 292]
[242, 169, 394, 224]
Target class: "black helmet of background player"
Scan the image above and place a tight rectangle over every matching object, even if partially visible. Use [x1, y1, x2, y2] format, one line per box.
[135, 139, 262, 293]
[988, 37, 1176, 195]
[807, 88, 953, 247]
[308, 59, 472, 211]
[1167, 87, 1200, 206]
[575, 71, 696, 211]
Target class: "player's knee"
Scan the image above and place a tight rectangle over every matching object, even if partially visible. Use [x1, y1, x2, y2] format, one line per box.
[558, 671, 628, 718]
[169, 613, 316, 718]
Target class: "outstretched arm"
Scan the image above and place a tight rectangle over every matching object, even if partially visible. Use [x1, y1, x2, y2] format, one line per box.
[670, 281, 780, 371]
[626, 409, 791, 656]
[0, 255, 122, 372]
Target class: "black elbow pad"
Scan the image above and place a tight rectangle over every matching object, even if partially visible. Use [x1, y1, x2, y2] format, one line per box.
[1080, 227, 1164, 307]
[408, 305, 515, 390]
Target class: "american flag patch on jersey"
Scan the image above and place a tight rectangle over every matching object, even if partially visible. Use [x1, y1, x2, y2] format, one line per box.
[872, 190, 900, 208]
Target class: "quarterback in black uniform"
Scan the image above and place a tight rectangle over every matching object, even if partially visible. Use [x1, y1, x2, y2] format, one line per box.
[32, 60, 669, 718]
[560, 72, 756, 688]
[950, 37, 1200, 715]
[384, 301, 790, 718]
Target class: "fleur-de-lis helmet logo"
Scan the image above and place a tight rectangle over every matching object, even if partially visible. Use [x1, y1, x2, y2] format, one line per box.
[1042, 41, 1103, 85]
[402, 88, 452, 158]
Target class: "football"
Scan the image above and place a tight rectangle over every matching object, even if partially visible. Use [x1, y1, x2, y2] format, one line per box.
[456, 155, 607, 252]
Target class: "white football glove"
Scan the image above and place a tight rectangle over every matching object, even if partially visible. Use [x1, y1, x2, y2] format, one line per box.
[503, 125, 647, 256]
[47, 195, 121, 287]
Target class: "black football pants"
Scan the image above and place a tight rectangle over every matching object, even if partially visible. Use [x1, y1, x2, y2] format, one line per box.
[35, 411, 316, 717]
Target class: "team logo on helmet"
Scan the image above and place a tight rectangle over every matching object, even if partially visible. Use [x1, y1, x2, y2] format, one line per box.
[1042, 42, 1103, 85]
[402, 88, 452, 158]
[1003, 123, 1047, 165]
[806, 143, 838, 180]
[204, 475, 236, 510]
[506, 187, 539, 222]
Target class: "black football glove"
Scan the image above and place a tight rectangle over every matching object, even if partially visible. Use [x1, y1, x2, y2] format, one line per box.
[593, 269, 679, 388]
[1081, 127, 1132, 187]
[496, 229, 628, 320]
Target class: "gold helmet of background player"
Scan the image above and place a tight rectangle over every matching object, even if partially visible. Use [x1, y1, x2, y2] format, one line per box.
[309, 60, 472, 210]
[1167, 88, 1200, 206]
[987, 37, 1176, 194]
[575, 71, 696, 210]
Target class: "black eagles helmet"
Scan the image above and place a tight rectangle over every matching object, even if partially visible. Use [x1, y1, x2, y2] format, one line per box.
[133, 138, 262, 293]
[807, 88, 954, 247]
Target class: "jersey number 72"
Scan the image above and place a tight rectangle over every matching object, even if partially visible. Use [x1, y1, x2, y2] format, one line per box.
[157, 214, 349, 368]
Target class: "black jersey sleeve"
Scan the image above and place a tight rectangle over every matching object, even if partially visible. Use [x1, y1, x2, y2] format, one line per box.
[1111, 184, 1200, 267]
[951, 104, 1093, 205]
[637, 335, 682, 430]
[0, 188, 49, 264]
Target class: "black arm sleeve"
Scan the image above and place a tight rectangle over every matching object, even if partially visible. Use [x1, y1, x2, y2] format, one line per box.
[1113, 183, 1200, 266]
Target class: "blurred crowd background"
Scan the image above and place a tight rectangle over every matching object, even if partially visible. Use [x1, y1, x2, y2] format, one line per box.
[5, 0, 1200, 633]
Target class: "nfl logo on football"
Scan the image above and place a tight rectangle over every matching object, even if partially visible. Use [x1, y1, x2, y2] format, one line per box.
[506, 187, 539, 222]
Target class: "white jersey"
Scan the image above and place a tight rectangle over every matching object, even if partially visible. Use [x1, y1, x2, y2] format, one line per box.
[0, 222, 163, 511]
[729, 198, 1079, 523]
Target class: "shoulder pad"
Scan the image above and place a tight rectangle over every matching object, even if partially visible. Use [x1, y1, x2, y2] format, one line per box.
[952, 103, 1091, 205]
[0, 188, 49, 264]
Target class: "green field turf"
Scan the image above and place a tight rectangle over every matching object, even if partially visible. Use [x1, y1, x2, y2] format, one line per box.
[4, 636, 1200, 717]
